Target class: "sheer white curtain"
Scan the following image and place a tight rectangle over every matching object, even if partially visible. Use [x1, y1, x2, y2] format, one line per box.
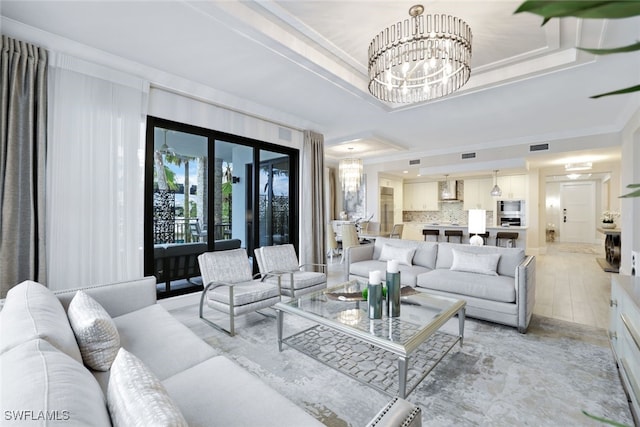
[47, 54, 149, 290]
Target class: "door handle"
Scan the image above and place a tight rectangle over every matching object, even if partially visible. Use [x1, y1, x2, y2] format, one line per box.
[564, 216, 567, 223]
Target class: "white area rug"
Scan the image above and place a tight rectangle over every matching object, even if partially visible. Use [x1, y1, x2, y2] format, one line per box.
[166, 297, 633, 426]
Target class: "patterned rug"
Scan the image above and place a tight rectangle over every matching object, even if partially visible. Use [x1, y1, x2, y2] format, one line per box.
[283, 325, 458, 397]
[166, 298, 633, 426]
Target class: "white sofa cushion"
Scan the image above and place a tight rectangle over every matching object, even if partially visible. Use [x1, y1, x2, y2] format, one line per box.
[162, 355, 324, 426]
[0, 280, 82, 363]
[113, 304, 217, 382]
[412, 242, 438, 269]
[0, 338, 111, 425]
[379, 244, 416, 266]
[108, 348, 188, 427]
[349, 260, 430, 287]
[416, 269, 516, 303]
[450, 249, 500, 276]
[68, 291, 120, 371]
[435, 243, 524, 278]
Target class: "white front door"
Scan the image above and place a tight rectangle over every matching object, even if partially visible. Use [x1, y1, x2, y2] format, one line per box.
[559, 181, 596, 243]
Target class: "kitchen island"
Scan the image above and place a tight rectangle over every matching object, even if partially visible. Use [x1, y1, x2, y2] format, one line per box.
[403, 223, 528, 249]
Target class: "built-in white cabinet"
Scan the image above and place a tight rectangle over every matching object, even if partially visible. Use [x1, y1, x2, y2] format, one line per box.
[497, 175, 527, 200]
[609, 275, 640, 424]
[463, 178, 494, 210]
[403, 182, 439, 211]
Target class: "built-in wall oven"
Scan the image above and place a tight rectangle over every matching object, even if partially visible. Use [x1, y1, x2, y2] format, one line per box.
[497, 200, 525, 227]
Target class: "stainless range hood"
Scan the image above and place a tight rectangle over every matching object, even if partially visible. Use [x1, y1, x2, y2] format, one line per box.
[440, 180, 462, 201]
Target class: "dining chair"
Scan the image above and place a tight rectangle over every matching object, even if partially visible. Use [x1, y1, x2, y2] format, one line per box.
[390, 224, 404, 239]
[254, 244, 327, 299]
[340, 223, 360, 264]
[198, 248, 281, 336]
[327, 227, 339, 262]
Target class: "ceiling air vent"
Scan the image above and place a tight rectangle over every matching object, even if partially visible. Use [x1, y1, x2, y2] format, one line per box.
[461, 152, 476, 159]
[409, 159, 421, 165]
[530, 143, 549, 152]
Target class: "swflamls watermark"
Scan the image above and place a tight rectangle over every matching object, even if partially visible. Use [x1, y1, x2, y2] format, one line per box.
[4, 410, 70, 421]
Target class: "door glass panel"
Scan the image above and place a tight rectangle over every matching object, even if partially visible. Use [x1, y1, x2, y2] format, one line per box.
[152, 127, 207, 294]
[258, 151, 290, 247]
[214, 140, 253, 249]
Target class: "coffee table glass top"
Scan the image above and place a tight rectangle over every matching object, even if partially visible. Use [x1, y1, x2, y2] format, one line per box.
[276, 279, 465, 353]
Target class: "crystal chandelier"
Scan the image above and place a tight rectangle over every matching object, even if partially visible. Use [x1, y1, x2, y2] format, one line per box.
[368, 4, 472, 103]
[339, 156, 363, 193]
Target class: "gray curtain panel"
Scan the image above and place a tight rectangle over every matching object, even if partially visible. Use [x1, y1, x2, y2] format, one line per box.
[300, 130, 325, 265]
[0, 36, 48, 297]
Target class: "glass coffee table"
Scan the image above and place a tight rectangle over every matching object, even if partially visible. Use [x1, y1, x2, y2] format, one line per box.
[275, 279, 465, 398]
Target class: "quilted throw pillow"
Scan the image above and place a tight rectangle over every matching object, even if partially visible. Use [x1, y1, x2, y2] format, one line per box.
[67, 290, 120, 371]
[450, 249, 501, 276]
[108, 348, 188, 427]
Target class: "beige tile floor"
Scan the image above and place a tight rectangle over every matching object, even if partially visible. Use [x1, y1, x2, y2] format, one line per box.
[327, 241, 612, 330]
[533, 242, 611, 329]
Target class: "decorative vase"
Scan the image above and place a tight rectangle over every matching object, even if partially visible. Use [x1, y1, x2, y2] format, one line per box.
[367, 282, 382, 319]
[602, 222, 616, 229]
[386, 271, 401, 318]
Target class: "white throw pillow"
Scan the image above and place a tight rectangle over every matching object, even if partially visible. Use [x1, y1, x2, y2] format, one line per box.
[67, 290, 120, 371]
[108, 348, 188, 427]
[379, 244, 416, 266]
[450, 249, 501, 276]
[0, 280, 83, 363]
[1, 339, 111, 426]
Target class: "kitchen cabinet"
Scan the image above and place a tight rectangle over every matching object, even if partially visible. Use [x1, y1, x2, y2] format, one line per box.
[497, 175, 527, 200]
[403, 182, 439, 211]
[463, 178, 494, 210]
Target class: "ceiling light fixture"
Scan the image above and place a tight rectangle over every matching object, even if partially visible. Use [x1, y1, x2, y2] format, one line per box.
[339, 148, 363, 193]
[159, 129, 175, 155]
[490, 170, 502, 197]
[565, 162, 592, 171]
[368, 4, 472, 103]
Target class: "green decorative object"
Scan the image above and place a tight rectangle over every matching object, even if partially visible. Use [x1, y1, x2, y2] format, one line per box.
[361, 286, 386, 301]
[620, 183, 640, 198]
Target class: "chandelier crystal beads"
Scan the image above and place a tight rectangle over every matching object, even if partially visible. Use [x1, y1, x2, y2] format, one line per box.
[339, 157, 363, 193]
[368, 4, 472, 103]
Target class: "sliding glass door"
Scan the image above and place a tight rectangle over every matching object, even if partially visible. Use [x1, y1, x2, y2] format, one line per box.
[258, 151, 291, 247]
[145, 117, 298, 298]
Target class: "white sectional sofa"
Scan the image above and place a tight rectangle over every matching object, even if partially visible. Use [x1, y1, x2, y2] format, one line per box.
[346, 237, 536, 333]
[0, 277, 323, 426]
[1, 276, 423, 426]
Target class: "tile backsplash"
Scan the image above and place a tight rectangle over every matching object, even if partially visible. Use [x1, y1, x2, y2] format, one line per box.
[402, 180, 493, 226]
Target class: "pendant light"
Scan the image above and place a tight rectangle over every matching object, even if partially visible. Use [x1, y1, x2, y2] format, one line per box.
[490, 170, 502, 197]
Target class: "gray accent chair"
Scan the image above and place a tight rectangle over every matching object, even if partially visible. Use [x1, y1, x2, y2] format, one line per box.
[254, 244, 327, 298]
[198, 248, 281, 336]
